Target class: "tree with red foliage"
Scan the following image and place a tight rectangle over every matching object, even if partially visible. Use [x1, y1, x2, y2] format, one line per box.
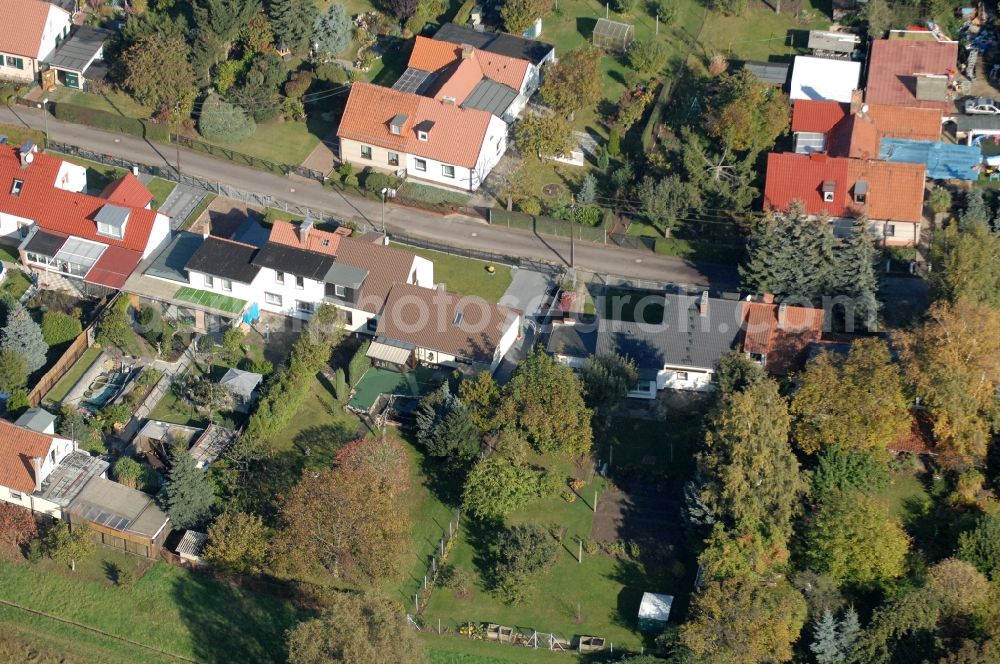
[0, 503, 37, 548]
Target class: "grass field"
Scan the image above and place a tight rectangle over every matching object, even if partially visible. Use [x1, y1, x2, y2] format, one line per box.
[41, 345, 102, 406]
[0, 269, 30, 299]
[147, 177, 177, 210]
[0, 244, 18, 263]
[0, 555, 301, 664]
[424, 633, 581, 662]
[0, 122, 45, 148]
[390, 243, 513, 302]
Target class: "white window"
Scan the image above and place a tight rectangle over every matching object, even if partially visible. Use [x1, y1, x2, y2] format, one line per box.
[885, 224, 896, 237]
[265, 292, 282, 306]
[417, 130, 428, 141]
[497, 140, 503, 155]
[676, 371, 689, 382]
[5, 56, 23, 70]
[203, 274, 214, 288]
[361, 145, 372, 159]
[414, 158, 427, 172]
[295, 275, 304, 290]
[334, 284, 346, 297]
[222, 278, 232, 292]
[97, 222, 122, 238]
[388, 152, 399, 166]
[296, 300, 315, 314]
[275, 270, 284, 284]
[9, 491, 21, 501]
[10, 179, 22, 195]
[442, 164, 455, 178]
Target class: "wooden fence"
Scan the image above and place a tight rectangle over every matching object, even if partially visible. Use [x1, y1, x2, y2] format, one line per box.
[27, 323, 93, 407]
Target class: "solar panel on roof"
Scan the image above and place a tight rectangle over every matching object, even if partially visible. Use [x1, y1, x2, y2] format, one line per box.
[392, 67, 439, 95]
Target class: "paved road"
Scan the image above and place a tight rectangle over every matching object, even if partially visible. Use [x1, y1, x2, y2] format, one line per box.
[0, 105, 739, 288]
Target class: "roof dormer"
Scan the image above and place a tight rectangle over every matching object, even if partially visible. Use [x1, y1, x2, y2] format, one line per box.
[414, 120, 434, 141]
[94, 204, 129, 239]
[388, 114, 406, 136]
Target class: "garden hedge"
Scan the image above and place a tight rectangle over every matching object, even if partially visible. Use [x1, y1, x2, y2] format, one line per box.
[51, 103, 170, 142]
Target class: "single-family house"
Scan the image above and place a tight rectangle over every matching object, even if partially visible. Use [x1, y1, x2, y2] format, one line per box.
[44, 24, 113, 90]
[0, 0, 71, 82]
[67, 476, 170, 559]
[183, 235, 262, 311]
[337, 81, 508, 191]
[791, 99, 943, 155]
[433, 23, 556, 69]
[789, 56, 861, 104]
[865, 38, 958, 112]
[0, 143, 171, 292]
[371, 283, 521, 373]
[219, 368, 262, 410]
[394, 36, 537, 122]
[0, 419, 80, 518]
[763, 151, 926, 246]
[548, 292, 827, 397]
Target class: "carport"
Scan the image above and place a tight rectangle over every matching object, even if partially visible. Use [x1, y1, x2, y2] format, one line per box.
[45, 25, 113, 90]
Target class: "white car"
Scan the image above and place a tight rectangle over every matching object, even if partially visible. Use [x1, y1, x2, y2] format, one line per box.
[964, 96, 1000, 114]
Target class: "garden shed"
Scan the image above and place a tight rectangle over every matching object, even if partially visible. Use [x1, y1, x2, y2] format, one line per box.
[637, 592, 673, 634]
[592, 18, 634, 52]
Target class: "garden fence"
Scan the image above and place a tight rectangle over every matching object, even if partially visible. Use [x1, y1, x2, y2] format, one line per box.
[169, 134, 326, 182]
[410, 509, 462, 614]
[28, 306, 103, 407]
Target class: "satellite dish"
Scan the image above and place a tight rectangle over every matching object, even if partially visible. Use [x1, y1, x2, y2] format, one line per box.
[24, 152, 34, 164]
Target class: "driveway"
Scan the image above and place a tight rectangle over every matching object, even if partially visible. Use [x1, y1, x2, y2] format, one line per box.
[494, 267, 557, 382]
[159, 183, 208, 229]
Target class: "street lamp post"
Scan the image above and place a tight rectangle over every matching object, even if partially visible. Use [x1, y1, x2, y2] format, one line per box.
[380, 187, 396, 233]
[37, 98, 49, 144]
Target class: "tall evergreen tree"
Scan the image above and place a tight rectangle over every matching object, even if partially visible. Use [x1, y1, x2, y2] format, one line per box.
[269, 0, 320, 53]
[415, 385, 479, 461]
[740, 204, 835, 304]
[577, 174, 597, 204]
[0, 302, 47, 374]
[838, 606, 860, 660]
[313, 3, 350, 55]
[960, 188, 990, 229]
[164, 445, 217, 529]
[810, 609, 842, 664]
[831, 217, 879, 330]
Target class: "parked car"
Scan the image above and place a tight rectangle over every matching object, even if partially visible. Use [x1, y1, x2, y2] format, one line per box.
[964, 96, 1000, 114]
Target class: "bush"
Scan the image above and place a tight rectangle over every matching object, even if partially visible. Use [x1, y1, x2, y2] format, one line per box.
[453, 0, 476, 24]
[238, 357, 274, 375]
[283, 71, 314, 99]
[197, 335, 216, 354]
[315, 63, 349, 85]
[519, 198, 542, 216]
[115, 565, 136, 591]
[613, 0, 635, 12]
[573, 206, 602, 226]
[50, 102, 170, 142]
[333, 367, 348, 402]
[607, 128, 621, 157]
[627, 40, 669, 76]
[363, 170, 396, 194]
[198, 94, 256, 143]
[495, 523, 557, 577]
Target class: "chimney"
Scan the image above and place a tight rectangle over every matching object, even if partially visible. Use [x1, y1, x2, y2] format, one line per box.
[299, 215, 314, 243]
[19, 141, 35, 169]
[698, 291, 709, 317]
[461, 43, 474, 59]
[850, 89, 863, 116]
[778, 302, 788, 329]
[441, 96, 456, 106]
[762, 293, 775, 304]
[32, 456, 43, 492]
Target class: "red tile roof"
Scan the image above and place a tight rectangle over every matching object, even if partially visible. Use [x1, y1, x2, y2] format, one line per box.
[740, 301, 825, 376]
[436, 57, 487, 105]
[408, 36, 529, 91]
[0, 146, 161, 252]
[764, 152, 925, 222]
[827, 114, 880, 160]
[269, 220, 341, 256]
[338, 82, 493, 168]
[84, 246, 142, 289]
[0, 0, 65, 59]
[0, 419, 55, 494]
[889, 409, 936, 454]
[867, 104, 942, 142]
[865, 39, 958, 110]
[792, 100, 848, 134]
[100, 173, 154, 209]
[376, 283, 518, 362]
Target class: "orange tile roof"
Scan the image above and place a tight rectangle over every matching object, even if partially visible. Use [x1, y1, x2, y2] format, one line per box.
[338, 82, 493, 168]
[0, 419, 56, 494]
[0, 146, 161, 252]
[889, 409, 936, 454]
[334, 236, 419, 313]
[269, 220, 341, 256]
[865, 39, 958, 110]
[828, 114, 880, 160]
[85, 246, 143, 289]
[792, 100, 849, 134]
[376, 283, 518, 362]
[100, 173, 154, 209]
[408, 35, 529, 91]
[0, 0, 64, 59]
[436, 57, 486, 105]
[867, 104, 942, 142]
[740, 301, 824, 376]
[764, 152, 925, 222]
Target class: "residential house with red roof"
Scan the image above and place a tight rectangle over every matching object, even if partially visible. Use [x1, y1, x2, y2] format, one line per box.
[865, 38, 959, 112]
[0, 418, 79, 518]
[739, 298, 825, 376]
[763, 151, 926, 246]
[0, 0, 71, 82]
[0, 143, 171, 291]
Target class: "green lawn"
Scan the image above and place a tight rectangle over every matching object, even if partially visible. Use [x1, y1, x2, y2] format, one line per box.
[390, 243, 513, 302]
[51, 152, 127, 193]
[400, 181, 473, 207]
[699, 0, 829, 62]
[146, 177, 176, 210]
[601, 414, 702, 478]
[424, 633, 583, 662]
[191, 115, 336, 167]
[262, 207, 305, 225]
[0, 122, 45, 148]
[0, 555, 301, 664]
[45, 87, 152, 119]
[0, 244, 18, 263]
[41, 345, 102, 406]
[421, 465, 670, 650]
[0, 269, 29, 299]
[600, 286, 665, 324]
[147, 363, 209, 427]
[349, 366, 439, 411]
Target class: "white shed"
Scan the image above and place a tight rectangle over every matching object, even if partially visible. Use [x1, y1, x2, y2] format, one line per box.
[638, 592, 673, 633]
[789, 56, 861, 103]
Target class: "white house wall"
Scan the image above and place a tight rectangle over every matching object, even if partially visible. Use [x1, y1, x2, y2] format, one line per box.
[411, 256, 434, 288]
[0, 485, 62, 518]
[142, 213, 172, 258]
[39, 5, 72, 61]
[252, 266, 326, 320]
[54, 161, 87, 193]
[187, 268, 257, 303]
[0, 211, 34, 244]
[490, 314, 521, 372]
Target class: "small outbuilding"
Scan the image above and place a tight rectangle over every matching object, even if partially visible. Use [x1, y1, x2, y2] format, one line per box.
[592, 18, 634, 52]
[176, 530, 208, 565]
[188, 424, 238, 469]
[44, 25, 114, 90]
[637, 592, 673, 634]
[807, 30, 860, 58]
[15, 407, 57, 434]
[219, 368, 262, 409]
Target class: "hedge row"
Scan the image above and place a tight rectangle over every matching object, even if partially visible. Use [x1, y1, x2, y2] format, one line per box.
[51, 102, 170, 142]
[452, 0, 476, 25]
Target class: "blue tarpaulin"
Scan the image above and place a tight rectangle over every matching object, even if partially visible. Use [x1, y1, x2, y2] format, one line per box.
[879, 139, 983, 181]
[242, 302, 260, 325]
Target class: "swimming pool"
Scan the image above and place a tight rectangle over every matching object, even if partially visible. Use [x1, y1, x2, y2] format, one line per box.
[82, 368, 131, 408]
